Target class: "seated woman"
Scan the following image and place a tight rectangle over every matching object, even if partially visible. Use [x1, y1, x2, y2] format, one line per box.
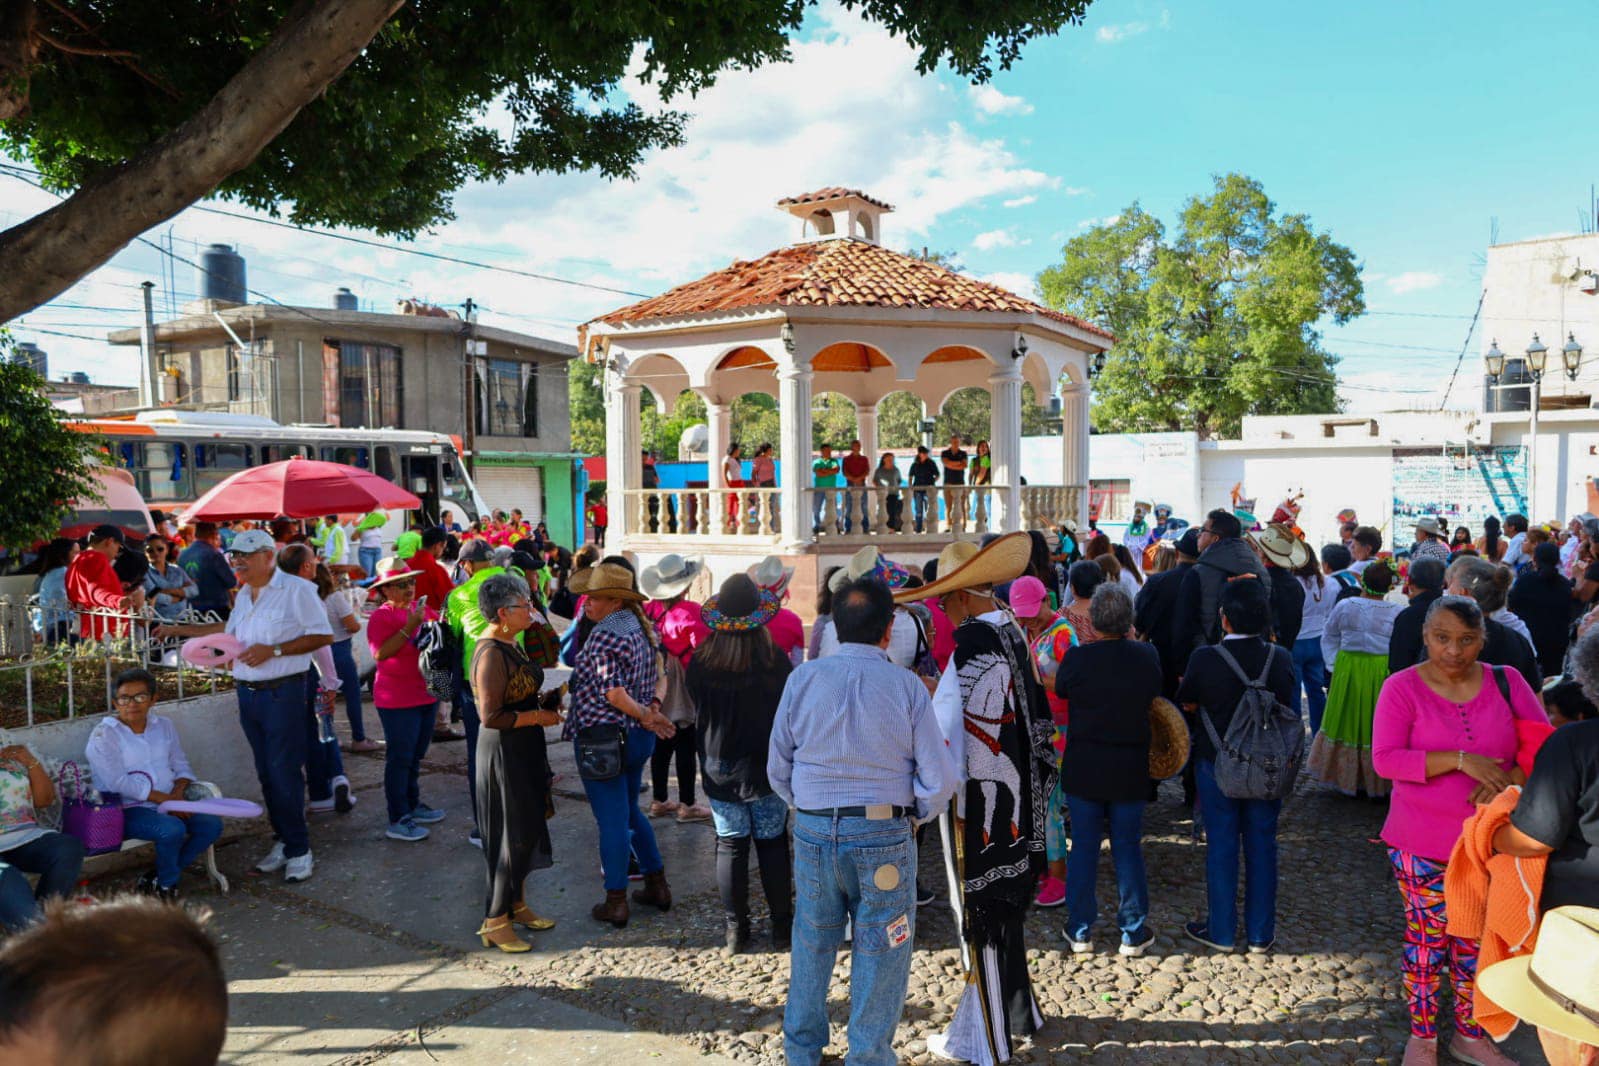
[86, 668, 221, 901]
[0, 742, 84, 933]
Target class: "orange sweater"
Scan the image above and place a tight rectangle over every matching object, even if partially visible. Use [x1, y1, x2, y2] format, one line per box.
[1443, 786, 1546, 1039]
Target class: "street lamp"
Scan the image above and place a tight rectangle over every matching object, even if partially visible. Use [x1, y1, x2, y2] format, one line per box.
[1563, 332, 1584, 381]
[1484, 339, 1506, 381]
[1087, 350, 1107, 379]
[1525, 333, 1549, 380]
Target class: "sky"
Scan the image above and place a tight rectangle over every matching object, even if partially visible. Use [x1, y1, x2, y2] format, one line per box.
[6, 0, 1599, 416]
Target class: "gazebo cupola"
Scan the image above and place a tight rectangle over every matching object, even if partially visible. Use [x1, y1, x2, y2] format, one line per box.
[777, 187, 893, 244]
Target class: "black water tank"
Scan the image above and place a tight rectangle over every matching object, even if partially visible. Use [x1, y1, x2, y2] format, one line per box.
[1485, 358, 1533, 413]
[198, 243, 247, 305]
[10, 341, 46, 377]
[334, 287, 359, 311]
[69, 370, 90, 384]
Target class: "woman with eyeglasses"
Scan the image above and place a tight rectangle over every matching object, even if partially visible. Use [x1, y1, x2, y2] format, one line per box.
[367, 558, 445, 843]
[86, 668, 220, 901]
[142, 534, 198, 622]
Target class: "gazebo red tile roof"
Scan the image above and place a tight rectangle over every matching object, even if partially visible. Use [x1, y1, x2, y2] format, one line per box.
[581, 239, 1115, 351]
[776, 187, 895, 211]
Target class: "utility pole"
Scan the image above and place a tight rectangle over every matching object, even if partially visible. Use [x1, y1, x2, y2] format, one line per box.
[139, 281, 157, 407]
[462, 297, 478, 473]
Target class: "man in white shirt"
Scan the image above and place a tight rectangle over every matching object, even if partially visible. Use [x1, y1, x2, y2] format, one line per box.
[1502, 513, 1530, 570]
[156, 529, 332, 883]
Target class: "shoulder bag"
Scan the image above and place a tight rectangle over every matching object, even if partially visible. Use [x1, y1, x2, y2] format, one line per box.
[574, 724, 626, 782]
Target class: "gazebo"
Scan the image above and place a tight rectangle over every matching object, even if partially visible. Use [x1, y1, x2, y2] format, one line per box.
[579, 188, 1112, 604]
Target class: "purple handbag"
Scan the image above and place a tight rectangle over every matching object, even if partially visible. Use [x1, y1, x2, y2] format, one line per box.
[58, 761, 124, 855]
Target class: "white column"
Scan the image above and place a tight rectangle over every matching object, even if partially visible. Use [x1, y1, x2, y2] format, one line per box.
[1061, 380, 1091, 527]
[701, 398, 729, 533]
[856, 403, 879, 457]
[606, 377, 641, 542]
[989, 363, 1023, 532]
[778, 364, 813, 548]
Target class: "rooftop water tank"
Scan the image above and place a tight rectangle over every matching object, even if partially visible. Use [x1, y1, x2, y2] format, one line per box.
[1485, 358, 1533, 414]
[334, 287, 359, 311]
[68, 370, 90, 384]
[10, 341, 46, 377]
[198, 243, 247, 305]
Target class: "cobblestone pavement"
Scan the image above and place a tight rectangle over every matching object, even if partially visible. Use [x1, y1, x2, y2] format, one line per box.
[118, 718, 1548, 1065]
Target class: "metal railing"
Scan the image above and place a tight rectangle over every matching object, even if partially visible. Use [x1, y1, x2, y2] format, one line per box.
[0, 597, 232, 728]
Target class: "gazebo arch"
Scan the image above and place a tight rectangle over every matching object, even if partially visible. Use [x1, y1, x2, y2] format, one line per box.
[627, 352, 691, 414]
[582, 185, 1113, 601]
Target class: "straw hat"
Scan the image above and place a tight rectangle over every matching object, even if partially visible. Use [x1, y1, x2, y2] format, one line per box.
[569, 561, 645, 602]
[747, 555, 794, 597]
[701, 574, 781, 632]
[894, 532, 1032, 604]
[1414, 516, 1447, 537]
[1147, 697, 1190, 780]
[1252, 523, 1311, 570]
[638, 553, 704, 600]
[368, 557, 418, 590]
[845, 545, 909, 588]
[1477, 906, 1599, 1045]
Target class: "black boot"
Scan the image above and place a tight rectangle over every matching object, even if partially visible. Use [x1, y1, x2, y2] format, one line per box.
[754, 834, 793, 950]
[716, 835, 751, 952]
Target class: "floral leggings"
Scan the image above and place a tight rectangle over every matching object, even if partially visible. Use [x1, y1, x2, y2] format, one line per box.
[1045, 728, 1069, 864]
[1388, 848, 1485, 1040]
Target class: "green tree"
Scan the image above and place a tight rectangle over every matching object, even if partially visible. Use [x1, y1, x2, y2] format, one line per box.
[1037, 173, 1363, 439]
[0, 356, 102, 550]
[0, 0, 1095, 322]
[568, 359, 605, 456]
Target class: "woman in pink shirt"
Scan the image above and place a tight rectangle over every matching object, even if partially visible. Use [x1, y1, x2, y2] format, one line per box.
[1372, 595, 1541, 1066]
[367, 558, 445, 843]
[640, 555, 712, 823]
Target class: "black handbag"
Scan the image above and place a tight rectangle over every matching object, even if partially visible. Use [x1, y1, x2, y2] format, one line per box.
[575, 723, 626, 782]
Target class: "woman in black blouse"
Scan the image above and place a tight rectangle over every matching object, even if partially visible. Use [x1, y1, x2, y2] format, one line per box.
[1055, 582, 1161, 957]
[685, 574, 794, 955]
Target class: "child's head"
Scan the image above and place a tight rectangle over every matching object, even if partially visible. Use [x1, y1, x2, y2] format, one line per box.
[1544, 678, 1599, 728]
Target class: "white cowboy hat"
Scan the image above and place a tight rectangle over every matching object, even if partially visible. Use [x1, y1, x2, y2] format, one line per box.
[1252, 523, 1311, 570]
[1477, 906, 1599, 1046]
[747, 555, 794, 596]
[1414, 516, 1447, 537]
[639, 553, 705, 600]
[894, 532, 1031, 604]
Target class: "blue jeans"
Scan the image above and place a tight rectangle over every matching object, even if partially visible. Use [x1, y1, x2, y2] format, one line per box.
[0, 832, 85, 931]
[810, 489, 833, 530]
[237, 676, 311, 858]
[330, 638, 367, 741]
[377, 702, 436, 824]
[842, 487, 869, 533]
[1064, 795, 1148, 943]
[1291, 636, 1329, 735]
[304, 675, 346, 803]
[912, 489, 930, 532]
[709, 793, 789, 839]
[1194, 759, 1282, 948]
[358, 545, 382, 585]
[457, 675, 480, 832]
[577, 727, 664, 891]
[785, 813, 917, 1066]
[122, 807, 223, 889]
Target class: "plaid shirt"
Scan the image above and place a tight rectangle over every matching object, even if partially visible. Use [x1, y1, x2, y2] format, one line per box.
[564, 608, 658, 738]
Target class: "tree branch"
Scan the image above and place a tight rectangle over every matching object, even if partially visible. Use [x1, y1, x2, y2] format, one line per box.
[0, 0, 404, 322]
[33, 31, 136, 58]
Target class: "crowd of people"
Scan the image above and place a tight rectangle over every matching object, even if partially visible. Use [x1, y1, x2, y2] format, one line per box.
[9, 492, 1599, 1066]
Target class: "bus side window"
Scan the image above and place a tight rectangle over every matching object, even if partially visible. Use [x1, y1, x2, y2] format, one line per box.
[142, 443, 189, 501]
[118, 442, 138, 470]
[321, 445, 369, 469]
[262, 443, 311, 463]
[195, 443, 252, 493]
[374, 446, 399, 483]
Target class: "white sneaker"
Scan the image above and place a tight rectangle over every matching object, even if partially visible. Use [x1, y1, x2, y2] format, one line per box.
[308, 797, 336, 813]
[254, 842, 287, 873]
[284, 851, 314, 883]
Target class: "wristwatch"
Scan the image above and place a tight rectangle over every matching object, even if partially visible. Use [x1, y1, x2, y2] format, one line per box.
[272, 644, 283, 658]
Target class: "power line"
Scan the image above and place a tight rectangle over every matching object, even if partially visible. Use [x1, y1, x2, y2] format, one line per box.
[1437, 289, 1487, 411]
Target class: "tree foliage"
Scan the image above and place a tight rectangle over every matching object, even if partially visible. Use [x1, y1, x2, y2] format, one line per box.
[0, 355, 102, 550]
[0, 0, 1094, 319]
[1037, 173, 1364, 439]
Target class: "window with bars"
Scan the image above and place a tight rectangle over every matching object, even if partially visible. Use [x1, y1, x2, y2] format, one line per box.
[337, 342, 403, 428]
[477, 358, 539, 438]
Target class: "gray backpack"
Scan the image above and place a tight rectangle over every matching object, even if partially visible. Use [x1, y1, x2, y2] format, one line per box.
[1200, 643, 1304, 801]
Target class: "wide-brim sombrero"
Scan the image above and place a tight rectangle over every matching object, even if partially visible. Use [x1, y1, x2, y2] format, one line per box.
[893, 532, 1032, 604]
[701, 588, 782, 632]
[1148, 697, 1191, 780]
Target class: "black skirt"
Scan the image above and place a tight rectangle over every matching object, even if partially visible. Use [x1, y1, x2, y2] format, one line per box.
[475, 724, 553, 917]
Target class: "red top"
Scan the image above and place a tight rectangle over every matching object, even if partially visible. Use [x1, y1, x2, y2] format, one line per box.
[841, 453, 871, 483]
[405, 551, 454, 609]
[642, 599, 710, 666]
[66, 550, 126, 639]
[591, 503, 609, 526]
[766, 607, 806, 658]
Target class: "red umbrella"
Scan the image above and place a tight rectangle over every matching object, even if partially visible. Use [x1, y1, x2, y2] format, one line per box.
[60, 466, 155, 541]
[178, 458, 421, 523]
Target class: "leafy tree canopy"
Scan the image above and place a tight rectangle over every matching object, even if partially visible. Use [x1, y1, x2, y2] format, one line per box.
[0, 0, 1093, 319]
[1037, 173, 1364, 439]
[0, 351, 102, 551]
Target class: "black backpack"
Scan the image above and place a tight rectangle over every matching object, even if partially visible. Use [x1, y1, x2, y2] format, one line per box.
[1201, 643, 1305, 801]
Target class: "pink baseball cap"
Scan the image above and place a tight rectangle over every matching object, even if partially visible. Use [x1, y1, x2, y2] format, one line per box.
[1009, 576, 1049, 618]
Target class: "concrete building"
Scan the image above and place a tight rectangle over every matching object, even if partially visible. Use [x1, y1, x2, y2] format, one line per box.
[106, 288, 581, 543]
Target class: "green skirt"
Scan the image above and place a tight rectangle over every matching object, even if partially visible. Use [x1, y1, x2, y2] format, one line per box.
[1306, 649, 1391, 797]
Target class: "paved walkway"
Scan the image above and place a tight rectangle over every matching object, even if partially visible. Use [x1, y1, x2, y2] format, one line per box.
[113, 715, 1552, 1065]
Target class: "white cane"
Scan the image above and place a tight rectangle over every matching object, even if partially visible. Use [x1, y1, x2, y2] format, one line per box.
[938, 803, 970, 971]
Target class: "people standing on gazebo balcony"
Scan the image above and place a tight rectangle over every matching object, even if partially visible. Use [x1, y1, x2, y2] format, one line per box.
[970, 438, 992, 527]
[841, 440, 871, 534]
[721, 443, 745, 533]
[811, 443, 841, 535]
[872, 452, 904, 533]
[908, 446, 939, 533]
[751, 442, 777, 528]
[940, 434, 968, 533]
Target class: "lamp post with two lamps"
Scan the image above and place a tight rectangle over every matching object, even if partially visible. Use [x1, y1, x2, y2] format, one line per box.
[1484, 332, 1583, 520]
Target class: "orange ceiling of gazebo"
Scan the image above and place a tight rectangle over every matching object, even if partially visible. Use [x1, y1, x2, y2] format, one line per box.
[717, 346, 777, 370]
[812, 342, 892, 373]
[923, 345, 986, 365]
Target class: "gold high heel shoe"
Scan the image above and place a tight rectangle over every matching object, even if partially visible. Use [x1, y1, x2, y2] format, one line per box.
[477, 915, 531, 953]
[510, 902, 556, 931]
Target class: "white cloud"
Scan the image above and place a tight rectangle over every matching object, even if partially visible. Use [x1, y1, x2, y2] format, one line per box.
[978, 272, 1040, 300]
[1003, 195, 1037, 208]
[1096, 21, 1149, 43]
[1076, 214, 1122, 230]
[973, 228, 1025, 252]
[1386, 271, 1443, 294]
[1062, 186, 1091, 197]
[969, 84, 1033, 117]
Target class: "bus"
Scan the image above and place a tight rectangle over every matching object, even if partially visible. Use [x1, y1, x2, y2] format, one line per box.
[70, 411, 488, 543]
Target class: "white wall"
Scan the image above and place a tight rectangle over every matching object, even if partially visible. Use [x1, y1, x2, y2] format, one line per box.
[1481, 233, 1599, 409]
